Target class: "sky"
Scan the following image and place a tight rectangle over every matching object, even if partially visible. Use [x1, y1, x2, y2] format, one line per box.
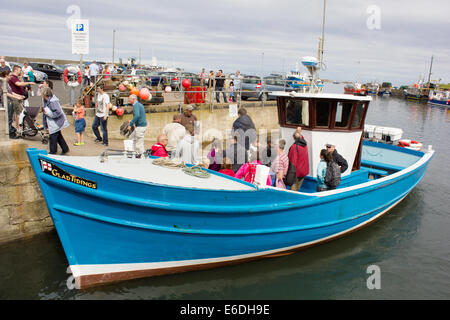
[1, 0, 449, 85]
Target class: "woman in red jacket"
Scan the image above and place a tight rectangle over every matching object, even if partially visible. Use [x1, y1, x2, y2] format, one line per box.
[151, 134, 169, 157]
[287, 128, 309, 191]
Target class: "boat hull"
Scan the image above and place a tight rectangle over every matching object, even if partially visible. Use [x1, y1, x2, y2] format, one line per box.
[27, 143, 433, 288]
[427, 99, 449, 106]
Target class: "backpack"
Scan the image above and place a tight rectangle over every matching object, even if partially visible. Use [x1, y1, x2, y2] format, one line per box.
[324, 161, 341, 188]
[283, 161, 297, 186]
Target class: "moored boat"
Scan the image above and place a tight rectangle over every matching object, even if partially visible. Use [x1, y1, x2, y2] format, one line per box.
[427, 89, 450, 107]
[344, 83, 367, 96]
[27, 88, 434, 288]
[26, 0, 435, 288]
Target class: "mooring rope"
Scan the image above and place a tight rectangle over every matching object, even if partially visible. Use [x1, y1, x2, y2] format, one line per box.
[152, 157, 211, 179]
[182, 165, 211, 179]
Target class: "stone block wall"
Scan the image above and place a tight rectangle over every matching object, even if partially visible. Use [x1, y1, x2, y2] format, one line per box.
[0, 141, 53, 244]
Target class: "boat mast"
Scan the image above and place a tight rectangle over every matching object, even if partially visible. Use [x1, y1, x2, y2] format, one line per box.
[427, 55, 433, 86]
[318, 0, 327, 69]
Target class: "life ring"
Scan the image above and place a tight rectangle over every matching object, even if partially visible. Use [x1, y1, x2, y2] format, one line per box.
[64, 67, 82, 87]
[399, 139, 423, 151]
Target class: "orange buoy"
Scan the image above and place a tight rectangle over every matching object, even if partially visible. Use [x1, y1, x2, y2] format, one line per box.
[130, 87, 140, 96]
[139, 87, 151, 100]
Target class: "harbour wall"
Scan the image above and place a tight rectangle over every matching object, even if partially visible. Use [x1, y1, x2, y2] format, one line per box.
[0, 101, 278, 245]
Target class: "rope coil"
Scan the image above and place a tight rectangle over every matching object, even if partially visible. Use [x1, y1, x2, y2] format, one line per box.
[152, 158, 211, 179]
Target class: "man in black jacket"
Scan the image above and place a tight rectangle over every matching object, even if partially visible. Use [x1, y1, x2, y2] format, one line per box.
[214, 69, 227, 103]
[232, 108, 256, 150]
[326, 142, 348, 173]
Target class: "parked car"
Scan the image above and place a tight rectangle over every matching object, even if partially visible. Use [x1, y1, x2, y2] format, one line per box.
[158, 71, 182, 90]
[121, 69, 165, 88]
[9, 62, 48, 83]
[241, 75, 293, 101]
[29, 62, 64, 80]
[181, 72, 201, 86]
[32, 69, 48, 83]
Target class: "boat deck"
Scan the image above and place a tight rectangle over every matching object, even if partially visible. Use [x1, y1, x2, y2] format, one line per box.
[48, 155, 256, 191]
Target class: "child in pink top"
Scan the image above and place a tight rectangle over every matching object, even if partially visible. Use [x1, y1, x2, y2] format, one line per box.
[72, 98, 86, 146]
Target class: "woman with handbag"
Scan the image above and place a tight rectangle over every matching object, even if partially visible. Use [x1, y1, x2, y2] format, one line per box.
[270, 139, 289, 189]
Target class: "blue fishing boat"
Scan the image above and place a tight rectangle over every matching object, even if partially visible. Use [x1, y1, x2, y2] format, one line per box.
[27, 90, 434, 288]
[427, 90, 450, 107]
[26, 0, 434, 287]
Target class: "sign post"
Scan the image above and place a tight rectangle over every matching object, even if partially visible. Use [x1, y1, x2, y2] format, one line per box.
[71, 19, 89, 104]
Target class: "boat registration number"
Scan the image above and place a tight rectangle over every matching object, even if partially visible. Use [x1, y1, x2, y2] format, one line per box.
[39, 159, 97, 189]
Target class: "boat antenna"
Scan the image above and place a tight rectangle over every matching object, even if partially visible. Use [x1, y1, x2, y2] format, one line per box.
[318, 0, 327, 70]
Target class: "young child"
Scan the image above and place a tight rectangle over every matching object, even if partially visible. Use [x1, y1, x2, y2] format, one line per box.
[228, 81, 235, 102]
[73, 98, 86, 146]
[316, 149, 331, 192]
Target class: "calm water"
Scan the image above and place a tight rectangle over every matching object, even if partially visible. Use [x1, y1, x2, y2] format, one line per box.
[1, 85, 449, 300]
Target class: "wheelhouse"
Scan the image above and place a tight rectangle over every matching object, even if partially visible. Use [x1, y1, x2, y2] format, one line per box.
[272, 92, 372, 178]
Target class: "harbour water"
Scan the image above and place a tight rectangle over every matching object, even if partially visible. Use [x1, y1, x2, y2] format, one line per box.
[1, 85, 449, 299]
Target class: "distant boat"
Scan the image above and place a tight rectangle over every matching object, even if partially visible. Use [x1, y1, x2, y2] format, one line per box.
[286, 58, 324, 92]
[428, 89, 450, 106]
[344, 83, 367, 96]
[404, 86, 428, 100]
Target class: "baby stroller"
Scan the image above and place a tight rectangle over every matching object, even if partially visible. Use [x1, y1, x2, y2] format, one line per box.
[18, 105, 49, 144]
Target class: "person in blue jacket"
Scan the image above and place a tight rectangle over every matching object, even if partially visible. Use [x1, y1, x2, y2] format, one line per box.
[127, 94, 147, 156]
[316, 149, 331, 192]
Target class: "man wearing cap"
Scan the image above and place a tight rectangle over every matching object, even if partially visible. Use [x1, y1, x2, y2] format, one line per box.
[180, 105, 198, 136]
[326, 142, 348, 173]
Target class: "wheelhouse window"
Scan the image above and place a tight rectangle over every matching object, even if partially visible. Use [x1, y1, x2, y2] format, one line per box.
[335, 101, 353, 128]
[315, 101, 331, 127]
[351, 102, 366, 128]
[285, 99, 309, 126]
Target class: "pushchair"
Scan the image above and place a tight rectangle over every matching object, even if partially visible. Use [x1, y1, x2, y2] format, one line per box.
[18, 105, 49, 144]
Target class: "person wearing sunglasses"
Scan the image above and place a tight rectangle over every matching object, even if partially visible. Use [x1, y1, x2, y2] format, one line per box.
[325, 142, 348, 174]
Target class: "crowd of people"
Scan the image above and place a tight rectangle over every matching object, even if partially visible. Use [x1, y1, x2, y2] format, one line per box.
[199, 69, 243, 103]
[142, 105, 347, 192]
[1, 57, 347, 192]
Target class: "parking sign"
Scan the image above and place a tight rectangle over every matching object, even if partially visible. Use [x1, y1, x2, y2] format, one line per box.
[71, 19, 89, 55]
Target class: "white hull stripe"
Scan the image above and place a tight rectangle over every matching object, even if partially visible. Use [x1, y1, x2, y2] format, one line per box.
[70, 193, 408, 278]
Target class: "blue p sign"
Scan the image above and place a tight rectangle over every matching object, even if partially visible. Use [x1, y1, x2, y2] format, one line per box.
[76, 24, 84, 32]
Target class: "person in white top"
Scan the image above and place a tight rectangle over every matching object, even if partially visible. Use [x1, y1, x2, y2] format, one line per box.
[232, 70, 243, 101]
[174, 133, 200, 165]
[22, 62, 33, 81]
[92, 84, 110, 146]
[83, 65, 90, 86]
[162, 114, 187, 157]
[89, 61, 99, 83]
